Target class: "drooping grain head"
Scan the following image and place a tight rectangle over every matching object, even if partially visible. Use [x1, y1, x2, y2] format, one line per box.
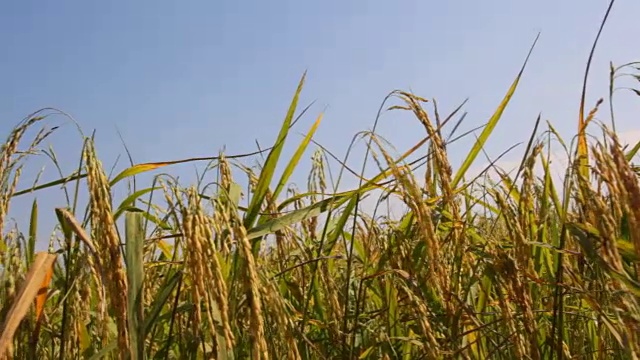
[83, 139, 130, 359]
[181, 186, 235, 353]
[233, 219, 268, 360]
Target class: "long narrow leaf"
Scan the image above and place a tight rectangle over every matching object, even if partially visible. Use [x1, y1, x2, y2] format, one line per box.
[0, 252, 57, 356]
[144, 270, 182, 336]
[268, 112, 323, 213]
[27, 199, 38, 266]
[114, 187, 161, 220]
[244, 72, 306, 231]
[452, 34, 539, 188]
[247, 192, 351, 240]
[125, 211, 145, 360]
[625, 139, 640, 161]
[12, 172, 87, 198]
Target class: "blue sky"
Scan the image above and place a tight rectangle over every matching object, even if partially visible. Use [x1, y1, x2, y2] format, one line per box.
[2, 1, 640, 246]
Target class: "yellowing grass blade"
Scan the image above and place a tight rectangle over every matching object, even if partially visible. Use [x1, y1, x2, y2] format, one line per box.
[0, 252, 57, 357]
[110, 162, 176, 186]
[31, 252, 55, 350]
[452, 34, 539, 188]
[156, 240, 174, 259]
[34, 261, 54, 323]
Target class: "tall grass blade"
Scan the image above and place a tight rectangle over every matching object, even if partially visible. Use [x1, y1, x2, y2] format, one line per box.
[12, 172, 87, 198]
[244, 72, 307, 233]
[125, 211, 145, 360]
[625, 139, 640, 161]
[269, 112, 323, 211]
[29, 254, 55, 358]
[88, 343, 118, 360]
[576, 0, 616, 181]
[27, 199, 37, 266]
[110, 162, 177, 186]
[452, 34, 539, 188]
[143, 270, 182, 337]
[247, 192, 351, 240]
[114, 187, 161, 220]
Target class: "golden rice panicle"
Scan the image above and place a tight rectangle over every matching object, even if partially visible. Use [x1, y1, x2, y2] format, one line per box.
[233, 219, 268, 360]
[581, 144, 626, 272]
[493, 252, 528, 359]
[398, 280, 440, 359]
[0, 125, 29, 237]
[307, 149, 326, 204]
[400, 93, 454, 198]
[214, 155, 243, 253]
[66, 262, 95, 359]
[180, 187, 208, 340]
[491, 189, 539, 359]
[183, 186, 235, 351]
[78, 228, 110, 346]
[217, 153, 236, 219]
[308, 149, 327, 199]
[393, 92, 466, 303]
[260, 281, 301, 360]
[397, 93, 460, 234]
[212, 201, 234, 257]
[218, 153, 232, 187]
[592, 133, 640, 354]
[517, 143, 543, 272]
[1, 230, 23, 310]
[304, 150, 326, 243]
[608, 132, 640, 266]
[0, 167, 21, 242]
[84, 139, 130, 359]
[369, 135, 448, 306]
[319, 259, 343, 335]
[181, 187, 235, 349]
[205, 223, 235, 351]
[0, 116, 51, 238]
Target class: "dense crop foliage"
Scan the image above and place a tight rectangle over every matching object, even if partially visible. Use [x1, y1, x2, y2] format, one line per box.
[2, 7, 640, 360]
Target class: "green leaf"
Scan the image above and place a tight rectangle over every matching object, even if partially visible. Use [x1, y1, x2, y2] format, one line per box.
[125, 211, 145, 360]
[452, 35, 538, 188]
[118, 207, 172, 231]
[109, 155, 234, 187]
[113, 187, 160, 220]
[12, 172, 87, 198]
[267, 112, 323, 217]
[625, 139, 640, 161]
[244, 72, 306, 233]
[228, 182, 243, 207]
[247, 192, 351, 240]
[323, 195, 359, 255]
[144, 270, 182, 337]
[27, 199, 37, 266]
[87, 342, 117, 360]
[359, 346, 375, 359]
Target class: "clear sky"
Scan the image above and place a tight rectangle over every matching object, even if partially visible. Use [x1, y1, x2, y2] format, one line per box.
[2, 1, 640, 246]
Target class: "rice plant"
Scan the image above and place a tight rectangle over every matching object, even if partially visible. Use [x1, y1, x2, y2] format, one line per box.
[2, 6, 640, 360]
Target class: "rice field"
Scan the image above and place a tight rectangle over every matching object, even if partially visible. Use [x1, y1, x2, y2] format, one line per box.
[2, 12, 640, 360]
